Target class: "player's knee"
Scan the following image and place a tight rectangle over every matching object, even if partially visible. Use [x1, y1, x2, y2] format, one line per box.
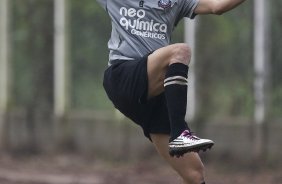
[170, 43, 192, 65]
[181, 165, 205, 184]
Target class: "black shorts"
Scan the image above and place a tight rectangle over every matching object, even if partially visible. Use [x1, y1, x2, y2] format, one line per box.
[103, 55, 170, 140]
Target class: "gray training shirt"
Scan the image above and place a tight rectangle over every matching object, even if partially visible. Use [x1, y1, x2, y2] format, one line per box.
[96, 0, 199, 62]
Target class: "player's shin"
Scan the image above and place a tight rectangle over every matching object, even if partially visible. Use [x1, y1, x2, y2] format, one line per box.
[164, 63, 190, 141]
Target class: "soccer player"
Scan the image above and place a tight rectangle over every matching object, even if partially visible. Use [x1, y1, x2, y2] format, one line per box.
[97, 0, 246, 183]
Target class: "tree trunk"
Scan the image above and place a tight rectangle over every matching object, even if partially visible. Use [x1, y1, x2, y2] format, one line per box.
[184, 19, 197, 123]
[0, 0, 10, 149]
[54, 0, 69, 118]
[253, 0, 271, 162]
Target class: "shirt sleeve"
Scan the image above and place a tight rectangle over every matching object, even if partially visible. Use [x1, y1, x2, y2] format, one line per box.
[178, 0, 200, 19]
[96, 0, 107, 10]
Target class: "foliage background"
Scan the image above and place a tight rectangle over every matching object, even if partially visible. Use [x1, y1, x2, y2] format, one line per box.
[10, 0, 282, 118]
[1, 1, 281, 183]
[1, 0, 280, 162]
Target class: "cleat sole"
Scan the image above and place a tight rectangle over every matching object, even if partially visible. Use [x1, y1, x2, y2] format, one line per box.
[169, 142, 214, 158]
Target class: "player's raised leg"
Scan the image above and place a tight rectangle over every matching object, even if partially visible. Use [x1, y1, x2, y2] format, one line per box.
[147, 43, 214, 157]
[151, 133, 206, 184]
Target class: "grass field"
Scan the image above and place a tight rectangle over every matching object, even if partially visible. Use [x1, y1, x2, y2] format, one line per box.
[0, 154, 281, 184]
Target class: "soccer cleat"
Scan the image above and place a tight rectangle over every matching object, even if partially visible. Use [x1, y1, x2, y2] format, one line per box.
[169, 130, 214, 157]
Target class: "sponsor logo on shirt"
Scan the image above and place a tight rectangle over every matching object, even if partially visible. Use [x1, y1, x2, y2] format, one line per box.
[158, 0, 172, 9]
[119, 7, 167, 40]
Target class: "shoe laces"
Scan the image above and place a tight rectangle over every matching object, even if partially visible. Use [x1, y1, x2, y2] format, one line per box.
[181, 130, 200, 140]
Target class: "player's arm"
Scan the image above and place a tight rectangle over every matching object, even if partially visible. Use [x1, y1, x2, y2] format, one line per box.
[194, 0, 247, 15]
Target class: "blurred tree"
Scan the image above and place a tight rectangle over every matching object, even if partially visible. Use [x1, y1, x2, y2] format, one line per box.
[253, 0, 271, 162]
[70, 0, 112, 110]
[271, 0, 282, 118]
[11, 0, 54, 152]
[195, 1, 253, 123]
[0, 0, 10, 149]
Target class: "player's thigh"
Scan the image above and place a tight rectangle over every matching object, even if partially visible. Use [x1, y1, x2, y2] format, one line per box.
[150, 134, 205, 183]
[147, 43, 191, 98]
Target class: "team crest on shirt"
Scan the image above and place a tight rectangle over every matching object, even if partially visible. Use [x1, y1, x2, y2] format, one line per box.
[158, 0, 172, 9]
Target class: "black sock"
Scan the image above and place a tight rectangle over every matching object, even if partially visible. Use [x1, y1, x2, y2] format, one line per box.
[164, 63, 190, 142]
